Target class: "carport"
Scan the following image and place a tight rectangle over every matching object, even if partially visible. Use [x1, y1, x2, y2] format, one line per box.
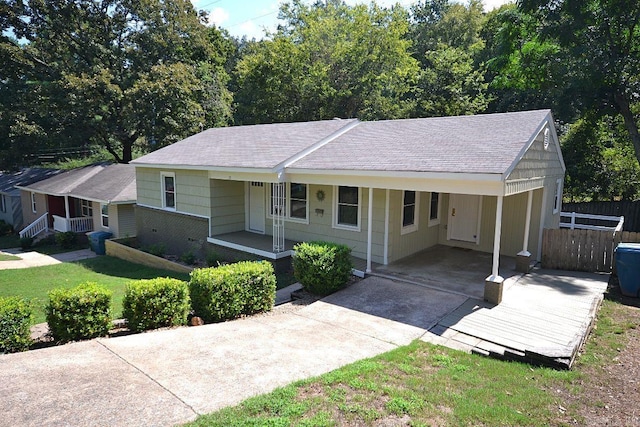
[371, 245, 521, 300]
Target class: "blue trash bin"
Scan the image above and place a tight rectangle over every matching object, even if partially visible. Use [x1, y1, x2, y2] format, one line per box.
[615, 243, 640, 297]
[88, 231, 113, 255]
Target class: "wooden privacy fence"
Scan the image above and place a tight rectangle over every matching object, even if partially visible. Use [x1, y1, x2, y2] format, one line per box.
[542, 229, 640, 272]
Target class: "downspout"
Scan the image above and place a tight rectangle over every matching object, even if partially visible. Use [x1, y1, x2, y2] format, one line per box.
[366, 187, 373, 273]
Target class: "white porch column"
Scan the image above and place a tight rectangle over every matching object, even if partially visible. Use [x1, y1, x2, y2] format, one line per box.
[64, 195, 70, 220]
[383, 189, 390, 265]
[272, 176, 285, 253]
[366, 187, 373, 273]
[485, 195, 504, 304]
[516, 190, 534, 273]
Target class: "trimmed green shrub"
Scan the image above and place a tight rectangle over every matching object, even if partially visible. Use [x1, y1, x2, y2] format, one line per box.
[123, 278, 190, 332]
[20, 236, 33, 250]
[180, 251, 197, 265]
[46, 282, 112, 342]
[55, 231, 76, 249]
[189, 261, 276, 323]
[0, 220, 13, 235]
[0, 297, 32, 353]
[293, 241, 353, 296]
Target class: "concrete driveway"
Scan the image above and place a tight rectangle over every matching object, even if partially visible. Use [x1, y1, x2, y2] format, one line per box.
[0, 277, 465, 427]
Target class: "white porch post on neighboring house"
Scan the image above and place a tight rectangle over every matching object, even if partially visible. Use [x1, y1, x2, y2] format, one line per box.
[485, 194, 504, 304]
[272, 173, 285, 253]
[64, 195, 70, 220]
[366, 187, 373, 273]
[516, 190, 534, 273]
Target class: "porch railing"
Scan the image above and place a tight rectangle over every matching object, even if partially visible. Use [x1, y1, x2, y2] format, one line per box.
[52, 215, 94, 233]
[19, 212, 49, 239]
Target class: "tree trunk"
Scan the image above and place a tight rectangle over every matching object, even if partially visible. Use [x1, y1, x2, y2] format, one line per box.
[614, 92, 640, 167]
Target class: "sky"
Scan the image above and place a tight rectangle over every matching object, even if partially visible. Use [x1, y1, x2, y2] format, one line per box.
[191, 0, 514, 40]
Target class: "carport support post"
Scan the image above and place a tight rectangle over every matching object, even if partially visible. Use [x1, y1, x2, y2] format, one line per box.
[366, 187, 373, 273]
[516, 190, 533, 273]
[485, 195, 505, 304]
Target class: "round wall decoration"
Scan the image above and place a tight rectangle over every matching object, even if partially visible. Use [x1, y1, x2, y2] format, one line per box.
[316, 189, 325, 202]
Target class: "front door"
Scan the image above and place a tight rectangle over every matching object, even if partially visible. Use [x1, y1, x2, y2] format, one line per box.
[248, 182, 265, 233]
[448, 194, 481, 243]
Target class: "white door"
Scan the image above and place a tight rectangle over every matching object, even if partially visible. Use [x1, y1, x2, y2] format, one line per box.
[448, 194, 481, 243]
[248, 182, 265, 233]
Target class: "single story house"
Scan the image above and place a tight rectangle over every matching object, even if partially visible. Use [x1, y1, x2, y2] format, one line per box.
[131, 109, 565, 286]
[17, 163, 137, 239]
[0, 168, 61, 230]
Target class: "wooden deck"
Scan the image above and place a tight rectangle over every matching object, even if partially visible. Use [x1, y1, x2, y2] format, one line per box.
[423, 269, 609, 368]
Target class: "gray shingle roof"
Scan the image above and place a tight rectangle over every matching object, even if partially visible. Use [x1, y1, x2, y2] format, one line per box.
[21, 163, 136, 203]
[289, 110, 551, 174]
[132, 119, 358, 169]
[0, 168, 62, 195]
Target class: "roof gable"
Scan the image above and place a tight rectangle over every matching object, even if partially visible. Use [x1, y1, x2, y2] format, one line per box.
[288, 110, 552, 174]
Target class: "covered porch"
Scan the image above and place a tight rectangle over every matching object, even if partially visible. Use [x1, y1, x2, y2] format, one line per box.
[47, 194, 94, 233]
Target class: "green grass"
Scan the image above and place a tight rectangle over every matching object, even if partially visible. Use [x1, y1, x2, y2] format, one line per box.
[186, 299, 634, 427]
[0, 256, 190, 323]
[0, 253, 20, 261]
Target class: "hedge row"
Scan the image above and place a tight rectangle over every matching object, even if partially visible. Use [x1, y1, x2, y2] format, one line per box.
[0, 296, 32, 354]
[1, 260, 279, 350]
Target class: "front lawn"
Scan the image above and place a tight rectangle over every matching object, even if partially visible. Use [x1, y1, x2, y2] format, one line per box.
[0, 256, 190, 323]
[186, 298, 638, 426]
[0, 253, 20, 261]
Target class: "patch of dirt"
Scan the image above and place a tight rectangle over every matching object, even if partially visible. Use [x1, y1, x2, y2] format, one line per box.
[557, 277, 640, 426]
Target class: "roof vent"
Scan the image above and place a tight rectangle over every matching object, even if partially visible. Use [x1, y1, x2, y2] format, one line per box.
[543, 128, 550, 150]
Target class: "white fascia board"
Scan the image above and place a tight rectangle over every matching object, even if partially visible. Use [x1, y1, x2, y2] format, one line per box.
[286, 169, 505, 196]
[15, 187, 65, 197]
[132, 162, 275, 175]
[272, 120, 362, 172]
[547, 112, 567, 172]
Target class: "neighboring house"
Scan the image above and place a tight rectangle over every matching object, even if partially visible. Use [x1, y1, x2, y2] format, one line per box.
[0, 168, 61, 230]
[131, 109, 565, 282]
[17, 163, 137, 239]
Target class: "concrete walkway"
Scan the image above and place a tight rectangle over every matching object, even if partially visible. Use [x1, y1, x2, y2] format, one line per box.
[0, 248, 97, 270]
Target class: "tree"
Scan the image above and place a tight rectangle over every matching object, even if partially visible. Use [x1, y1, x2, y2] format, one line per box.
[233, 0, 419, 124]
[409, 0, 489, 116]
[518, 0, 640, 166]
[2, 0, 232, 165]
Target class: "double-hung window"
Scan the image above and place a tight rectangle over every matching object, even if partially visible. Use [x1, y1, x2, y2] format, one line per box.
[269, 183, 308, 222]
[428, 192, 440, 226]
[401, 191, 419, 234]
[334, 186, 360, 230]
[553, 179, 562, 214]
[0, 194, 6, 213]
[31, 192, 37, 213]
[80, 199, 93, 217]
[100, 204, 109, 227]
[162, 172, 176, 209]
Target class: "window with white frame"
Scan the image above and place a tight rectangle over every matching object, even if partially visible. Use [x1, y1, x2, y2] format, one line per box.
[31, 192, 37, 213]
[401, 191, 419, 234]
[553, 179, 562, 214]
[269, 183, 308, 221]
[334, 186, 360, 229]
[0, 194, 6, 213]
[161, 172, 176, 209]
[429, 192, 440, 226]
[80, 199, 93, 217]
[100, 204, 109, 228]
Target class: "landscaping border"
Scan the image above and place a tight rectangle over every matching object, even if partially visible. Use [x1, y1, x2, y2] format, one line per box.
[105, 239, 193, 274]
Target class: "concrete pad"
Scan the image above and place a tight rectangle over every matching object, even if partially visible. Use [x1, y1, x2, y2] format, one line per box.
[298, 277, 468, 345]
[0, 248, 96, 270]
[99, 312, 395, 415]
[0, 340, 196, 427]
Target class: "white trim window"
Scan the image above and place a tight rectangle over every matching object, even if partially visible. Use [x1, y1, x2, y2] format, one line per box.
[428, 192, 441, 226]
[401, 190, 419, 234]
[161, 172, 176, 210]
[0, 194, 6, 213]
[268, 183, 308, 223]
[31, 192, 37, 213]
[80, 199, 93, 217]
[334, 186, 360, 230]
[553, 179, 562, 214]
[100, 203, 109, 228]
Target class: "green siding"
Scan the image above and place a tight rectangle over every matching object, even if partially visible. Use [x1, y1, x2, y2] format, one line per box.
[210, 179, 245, 235]
[136, 167, 210, 217]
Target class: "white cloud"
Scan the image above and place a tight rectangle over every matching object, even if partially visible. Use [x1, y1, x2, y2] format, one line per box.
[207, 7, 230, 27]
